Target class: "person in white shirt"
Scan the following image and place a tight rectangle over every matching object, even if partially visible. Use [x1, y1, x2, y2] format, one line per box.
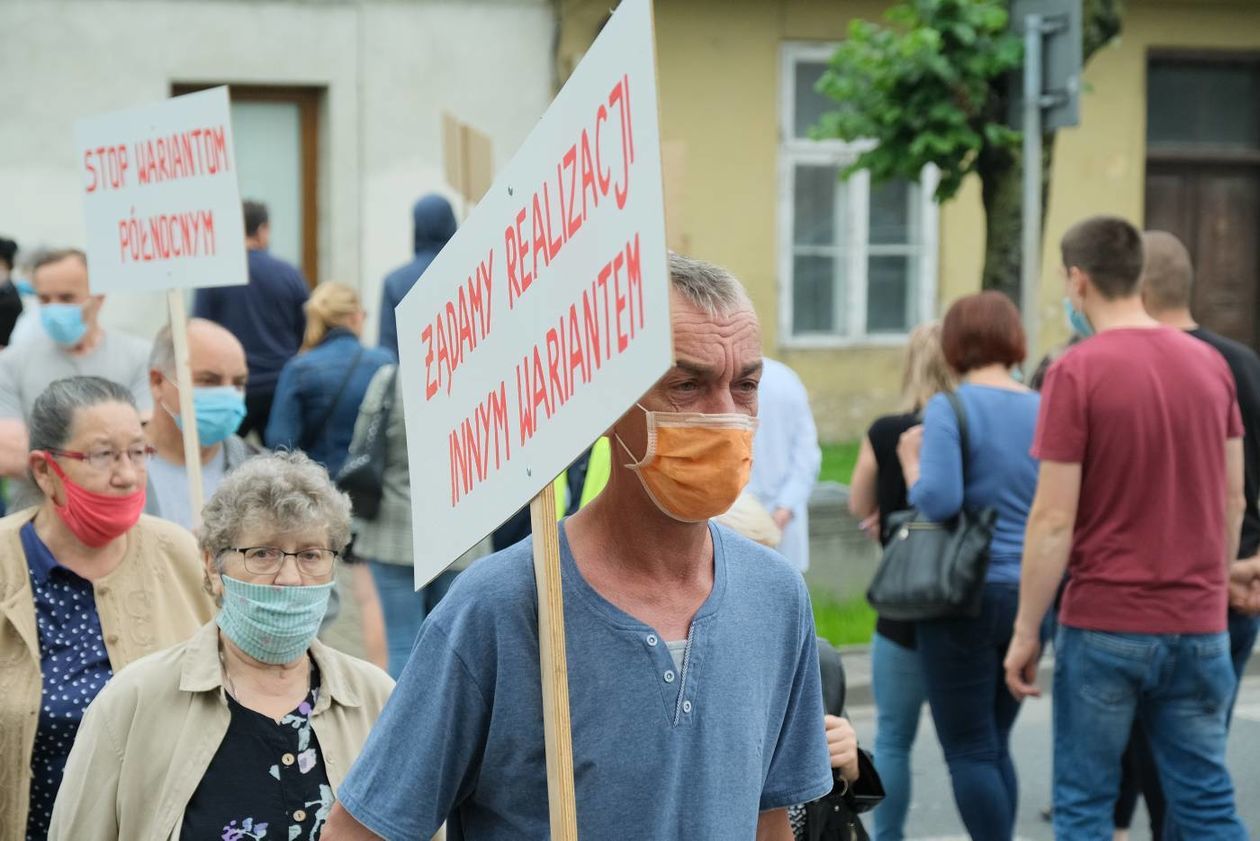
[747, 357, 822, 571]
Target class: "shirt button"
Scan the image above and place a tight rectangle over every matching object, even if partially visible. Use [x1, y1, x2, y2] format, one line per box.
[293, 809, 307, 822]
[281, 752, 296, 766]
[106, 634, 119, 645]
[663, 670, 675, 683]
[646, 634, 658, 646]
[683, 700, 693, 713]
[97, 586, 110, 596]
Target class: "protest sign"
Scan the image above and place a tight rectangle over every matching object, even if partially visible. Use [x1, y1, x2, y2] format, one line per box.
[397, 0, 668, 834]
[75, 86, 247, 296]
[397, 0, 670, 582]
[76, 87, 247, 526]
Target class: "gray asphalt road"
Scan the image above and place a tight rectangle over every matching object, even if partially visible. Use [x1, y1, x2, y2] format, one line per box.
[847, 675, 1260, 840]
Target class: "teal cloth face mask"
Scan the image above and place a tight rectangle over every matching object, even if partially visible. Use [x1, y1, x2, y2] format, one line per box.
[217, 575, 334, 665]
[1063, 297, 1094, 338]
[41, 303, 87, 346]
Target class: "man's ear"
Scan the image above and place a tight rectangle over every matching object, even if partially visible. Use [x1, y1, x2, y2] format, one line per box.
[83, 294, 106, 322]
[1066, 267, 1086, 301]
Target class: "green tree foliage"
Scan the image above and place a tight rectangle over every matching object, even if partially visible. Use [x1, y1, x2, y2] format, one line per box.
[814, 0, 1123, 301]
[815, 0, 1022, 201]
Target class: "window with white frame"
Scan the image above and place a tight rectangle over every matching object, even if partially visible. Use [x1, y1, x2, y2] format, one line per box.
[779, 43, 938, 344]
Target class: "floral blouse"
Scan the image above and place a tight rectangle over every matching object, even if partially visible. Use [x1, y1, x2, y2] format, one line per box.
[181, 667, 333, 841]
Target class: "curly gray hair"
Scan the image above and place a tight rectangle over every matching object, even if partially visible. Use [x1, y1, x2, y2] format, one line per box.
[198, 450, 353, 569]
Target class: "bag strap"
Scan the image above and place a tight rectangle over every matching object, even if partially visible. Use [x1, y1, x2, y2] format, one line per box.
[942, 390, 971, 481]
[379, 364, 400, 421]
[371, 365, 401, 459]
[306, 346, 365, 450]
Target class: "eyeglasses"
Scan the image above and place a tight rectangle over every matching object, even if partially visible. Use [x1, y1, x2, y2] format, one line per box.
[48, 445, 156, 472]
[221, 546, 340, 576]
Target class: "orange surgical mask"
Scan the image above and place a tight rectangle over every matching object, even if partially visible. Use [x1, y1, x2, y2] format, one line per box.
[616, 405, 758, 523]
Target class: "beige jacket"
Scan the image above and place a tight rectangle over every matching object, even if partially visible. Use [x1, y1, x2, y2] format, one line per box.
[0, 508, 214, 841]
[48, 620, 395, 841]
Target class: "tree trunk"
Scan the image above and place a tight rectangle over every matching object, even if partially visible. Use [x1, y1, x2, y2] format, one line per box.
[978, 135, 1053, 302]
[978, 0, 1124, 303]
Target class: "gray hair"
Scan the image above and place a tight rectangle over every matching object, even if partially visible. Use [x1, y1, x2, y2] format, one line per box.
[31, 248, 87, 279]
[669, 253, 752, 315]
[149, 322, 177, 375]
[28, 376, 136, 453]
[199, 450, 353, 569]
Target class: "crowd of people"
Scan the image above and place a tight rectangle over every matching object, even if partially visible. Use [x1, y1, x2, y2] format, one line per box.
[0, 201, 1256, 841]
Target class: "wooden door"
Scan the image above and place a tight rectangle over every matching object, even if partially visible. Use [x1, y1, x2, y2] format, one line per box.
[1145, 163, 1260, 348]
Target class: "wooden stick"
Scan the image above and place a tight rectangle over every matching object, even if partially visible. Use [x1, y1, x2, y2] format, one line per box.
[166, 290, 205, 529]
[529, 482, 579, 840]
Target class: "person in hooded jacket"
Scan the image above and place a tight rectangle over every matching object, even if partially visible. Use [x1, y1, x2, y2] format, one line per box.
[377, 194, 458, 359]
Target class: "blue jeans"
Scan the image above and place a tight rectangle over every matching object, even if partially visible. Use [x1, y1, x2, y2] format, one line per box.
[1226, 608, 1258, 719]
[917, 583, 1023, 841]
[369, 562, 459, 679]
[871, 631, 927, 841]
[1052, 625, 1247, 840]
[1159, 609, 1258, 841]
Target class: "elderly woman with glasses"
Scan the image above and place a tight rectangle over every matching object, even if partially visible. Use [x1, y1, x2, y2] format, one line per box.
[0, 376, 214, 841]
[48, 450, 394, 841]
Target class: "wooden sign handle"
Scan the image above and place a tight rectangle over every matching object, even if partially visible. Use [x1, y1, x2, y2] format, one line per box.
[529, 482, 579, 839]
[166, 290, 205, 529]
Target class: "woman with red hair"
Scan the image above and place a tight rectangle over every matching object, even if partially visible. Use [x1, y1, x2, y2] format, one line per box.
[896, 291, 1041, 841]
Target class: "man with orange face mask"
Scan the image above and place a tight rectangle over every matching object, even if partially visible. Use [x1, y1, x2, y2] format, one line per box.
[324, 254, 832, 841]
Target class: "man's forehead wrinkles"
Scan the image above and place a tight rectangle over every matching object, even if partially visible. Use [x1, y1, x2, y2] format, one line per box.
[673, 322, 759, 341]
[672, 356, 716, 373]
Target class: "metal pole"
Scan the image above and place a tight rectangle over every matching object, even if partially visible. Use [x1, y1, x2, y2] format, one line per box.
[1022, 14, 1043, 359]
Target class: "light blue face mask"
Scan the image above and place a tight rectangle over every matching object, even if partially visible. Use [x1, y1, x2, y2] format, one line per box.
[166, 385, 247, 446]
[1063, 297, 1094, 338]
[217, 575, 334, 665]
[13, 278, 34, 297]
[41, 302, 88, 346]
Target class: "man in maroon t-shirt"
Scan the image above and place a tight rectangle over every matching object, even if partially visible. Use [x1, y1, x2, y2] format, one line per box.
[1003, 216, 1248, 839]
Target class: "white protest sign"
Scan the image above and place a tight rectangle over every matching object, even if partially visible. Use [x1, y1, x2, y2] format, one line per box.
[75, 86, 246, 294]
[398, 0, 671, 586]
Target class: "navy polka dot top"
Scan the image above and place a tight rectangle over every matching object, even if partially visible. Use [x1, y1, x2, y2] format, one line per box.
[20, 522, 112, 841]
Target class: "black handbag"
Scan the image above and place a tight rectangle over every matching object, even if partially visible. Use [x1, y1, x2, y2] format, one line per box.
[804, 754, 884, 841]
[335, 365, 399, 520]
[806, 639, 884, 840]
[866, 391, 996, 621]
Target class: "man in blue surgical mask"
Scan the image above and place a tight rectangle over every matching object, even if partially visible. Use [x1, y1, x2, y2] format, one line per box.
[145, 318, 257, 530]
[0, 249, 153, 509]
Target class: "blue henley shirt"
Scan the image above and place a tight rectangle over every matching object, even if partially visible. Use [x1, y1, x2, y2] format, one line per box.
[337, 521, 832, 840]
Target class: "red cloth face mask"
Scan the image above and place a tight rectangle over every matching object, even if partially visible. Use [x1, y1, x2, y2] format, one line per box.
[42, 455, 146, 548]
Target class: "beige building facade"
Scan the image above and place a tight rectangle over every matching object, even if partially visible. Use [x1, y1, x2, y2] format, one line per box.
[559, 0, 1260, 440]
